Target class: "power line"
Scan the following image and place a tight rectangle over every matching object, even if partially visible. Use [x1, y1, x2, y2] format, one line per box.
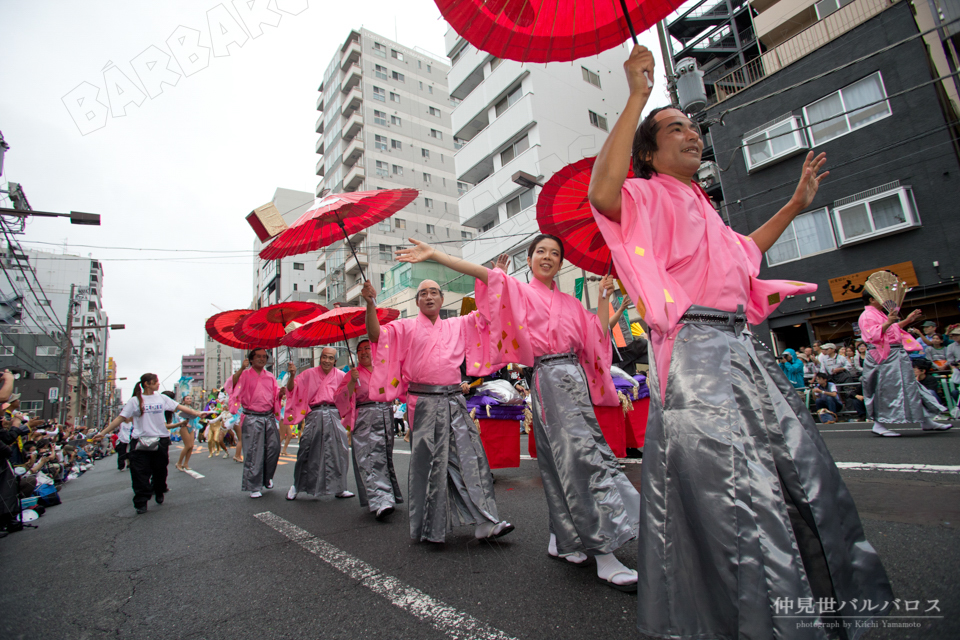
[0, 224, 68, 333]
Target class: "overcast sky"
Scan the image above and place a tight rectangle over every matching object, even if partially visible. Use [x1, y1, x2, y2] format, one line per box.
[0, 0, 665, 400]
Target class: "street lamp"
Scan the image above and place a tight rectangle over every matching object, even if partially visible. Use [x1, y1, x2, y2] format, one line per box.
[58, 314, 125, 425]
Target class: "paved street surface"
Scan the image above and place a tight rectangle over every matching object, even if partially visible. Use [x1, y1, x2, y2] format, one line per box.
[2, 423, 958, 640]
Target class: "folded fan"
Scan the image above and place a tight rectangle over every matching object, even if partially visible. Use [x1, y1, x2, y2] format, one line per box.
[864, 271, 909, 314]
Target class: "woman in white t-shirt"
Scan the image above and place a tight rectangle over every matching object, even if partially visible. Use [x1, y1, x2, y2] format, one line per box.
[98, 373, 209, 514]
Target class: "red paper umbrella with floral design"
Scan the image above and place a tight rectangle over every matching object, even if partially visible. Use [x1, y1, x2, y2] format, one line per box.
[433, 0, 684, 63]
[233, 301, 328, 349]
[258, 189, 418, 283]
[205, 309, 259, 350]
[536, 156, 637, 277]
[282, 307, 400, 349]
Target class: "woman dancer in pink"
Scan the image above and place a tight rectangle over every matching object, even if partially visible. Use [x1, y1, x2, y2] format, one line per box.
[587, 44, 894, 638]
[396, 236, 640, 591]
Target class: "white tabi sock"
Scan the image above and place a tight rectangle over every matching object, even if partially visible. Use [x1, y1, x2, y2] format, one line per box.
[595, 553, 637, 586]
[548, 532, 588, 564]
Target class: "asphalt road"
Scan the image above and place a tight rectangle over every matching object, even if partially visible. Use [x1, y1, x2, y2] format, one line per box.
[1, 422, 958, 640]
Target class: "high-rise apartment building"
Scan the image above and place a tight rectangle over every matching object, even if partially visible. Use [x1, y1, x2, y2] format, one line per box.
[203, 334, 239, 392]
[314, 29, 468, 308]
[181, 348, 205, 390]
[444, 30, 631, 292]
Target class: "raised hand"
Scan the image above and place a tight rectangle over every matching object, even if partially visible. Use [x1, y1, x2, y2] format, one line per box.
[360, 280, 377, 305]
[494, 253, 510, 272]
[599, 274, 616, 300]
[395, 238, 435, 264]
[286, 362, 297, 375]
[624, 45, 655, 98]
[789, 151, 829, 210]
[350, 367, 360, 382]
[241, 358, 250, 370]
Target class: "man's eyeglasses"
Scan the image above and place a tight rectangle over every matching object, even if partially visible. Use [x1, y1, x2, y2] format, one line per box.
[417, 288, 442, 299]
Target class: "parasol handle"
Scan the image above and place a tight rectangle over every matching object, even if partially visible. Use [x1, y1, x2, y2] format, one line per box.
[617, 0, 654, 89]
[336, 218, 368, 284]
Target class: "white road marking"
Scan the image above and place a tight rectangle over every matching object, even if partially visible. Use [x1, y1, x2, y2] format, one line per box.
[835, 462, 960, 474]
[254, 512, 517, 640]
[183, 469, 205, 479]
[820, 427, 927, 433]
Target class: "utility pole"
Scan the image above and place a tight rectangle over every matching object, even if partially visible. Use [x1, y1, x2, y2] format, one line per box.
[58, 284, 75, 424]
[656, 20, 681, 107]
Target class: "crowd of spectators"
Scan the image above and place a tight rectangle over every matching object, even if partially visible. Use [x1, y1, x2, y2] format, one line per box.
[777, 320, 960, 423]
[1, 371, 114, 536]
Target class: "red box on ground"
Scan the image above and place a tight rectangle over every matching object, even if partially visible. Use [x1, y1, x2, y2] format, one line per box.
[625, 397, 649, 449]
[527, 406, 626, 458]
[478, 418, 521, 469]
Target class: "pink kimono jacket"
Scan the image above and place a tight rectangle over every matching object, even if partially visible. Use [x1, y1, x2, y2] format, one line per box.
[474, 268, 618, 406]
[335, 365, 374, 429]
[591, 174, 817, 402]
[858, 304, 923, 364]
[229, 367, 282, 417]
[282, 367, 347, 427]
[368, 311, 497, 405]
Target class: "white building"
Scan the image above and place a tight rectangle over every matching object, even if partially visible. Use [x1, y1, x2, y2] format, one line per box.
[314, 28, 471, 308]
[445, 30, 632, 291]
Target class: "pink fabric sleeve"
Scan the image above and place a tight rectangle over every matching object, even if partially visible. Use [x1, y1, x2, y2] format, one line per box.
[473, 269, 535, 369]
[282, 370, 311, 427]
[369, 322, 408, 403]
[572, 302, 619, 407]
[461, 309, 504, 378]
[335, 373, 358, 429]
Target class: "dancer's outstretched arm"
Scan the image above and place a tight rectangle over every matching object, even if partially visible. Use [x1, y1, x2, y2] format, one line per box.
[395, 238, 508, 285]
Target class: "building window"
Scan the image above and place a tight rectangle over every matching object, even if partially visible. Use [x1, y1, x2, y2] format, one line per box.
[454, 137, 464, 150]
[505, 189, 536, 218]
[392, 164, 403, 175]
[0, 345, 13, 356]
[422, 148, 430, 159]
[21, 400, 42, 412]
[457, 181, 470, 196]
[765, 208, 836, 266]
[375, 64, 388, 80]
[88, 301, 97, 312]
[429, 106, 441, 117]
[293, 283, 298, 291]
[373, 86, 386, 102]
[390, 92, 400, 103]
[832, 183, 920, 246]
[392, 71, 405, 83]
[424, 197, 434, 207]
[391, 139, 402, 150]
[426, 64, 432, 73]
[429, 129, 442, 140]
[581, 67, 601, 88]
[391, 49, 404, 61]
[375, 134, 388, 150]
[462, 230, 473, 240]
[395, 218, 406, 229]
[380, 273, 386, 288]
[428, 86, 433, 94]
[375, 160, 388, 177]
[378, 244, 393, 261]
[423, 172, 431, 183]
[588, 110, 608, 131]
[426, 224, 435, 234]
[36, 346, 60, 357]
[481, 220, 495, 233]
[490, 57, 502, 72]
[418, 60, 422, 69]
[378, 220, 392, 231]
[373, 42, 386, 57]
[391, 115, 402, 126]
[743, 115, 808, 172]
[803, 72, 891, 146]
[495, 86, 522, 117]
[373, 109, 387, 125]
[419, 81, 423, 89]
[309, 285, 314, 292]
[293, 262, 304, 270]
[815, 0, 856, 20]
[500, 134, 529, 165]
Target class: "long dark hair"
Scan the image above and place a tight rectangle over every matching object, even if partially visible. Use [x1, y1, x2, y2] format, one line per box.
[526, 234, 565, 262]
[631, 106, 672, 180]
[132, 373, 159, 415]
[161, 390, 177, 423]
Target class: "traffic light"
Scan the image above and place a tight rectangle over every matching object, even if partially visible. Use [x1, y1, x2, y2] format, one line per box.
[0, 292, 22, 325]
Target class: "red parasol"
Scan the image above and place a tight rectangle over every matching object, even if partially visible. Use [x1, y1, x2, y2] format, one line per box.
[537, 156, 636, 277]
[205, 309, 259, 350]
[233, 301, 328, 349]
[433, 0, 684, 63]
[282, 307, 400, 349]
[258, 189, 418, 282]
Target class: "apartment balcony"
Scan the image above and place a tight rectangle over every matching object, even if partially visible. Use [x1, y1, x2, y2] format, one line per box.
[341, 40, 361, 70]
[344, 162, 365, 191]
[459, 144, 539, 227]
[452, 62, 529, 142]
[342, 64, 362, 93]
[316, 251, 327, 272]
[344, 247, 369, 275]
[315, 181, 325, 197]
[344, 111, 363, 139]
[345, 281, 363, 304]
[316, 276, 327, 295]
[315, 112, 324, 133]
[449, 42, 489, 100]
[315, 134, 324, 155]
[668, 0, 748, 41]
[461, 205, 538, 268]
[316, 92, 324, 110]
[456, 91, 535, 185]
[343, 137, 363, 167]
[342, 87, 362, 115]
[316, 156, 325, 176]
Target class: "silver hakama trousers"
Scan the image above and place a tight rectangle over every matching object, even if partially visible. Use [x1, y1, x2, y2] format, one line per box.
[408, 383, 499, 542]
[530, 353, 640, 556]
[351, 401, 403, 512]
[639, 306, 892, 640]
[862, 345, 928, 424]
[293, 404, 349, 497]
[241, 410, 281, 492]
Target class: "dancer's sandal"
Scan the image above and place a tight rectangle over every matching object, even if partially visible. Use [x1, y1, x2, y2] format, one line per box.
[477, 520, 515, 541]
[547, 550, 591, 566]
[595, 570, 638, 593]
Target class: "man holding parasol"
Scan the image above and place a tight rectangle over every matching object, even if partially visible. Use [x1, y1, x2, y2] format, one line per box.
[858, 271, 953, 436]
[588, 44, 893, 638]
[230, 349, 285, 499]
